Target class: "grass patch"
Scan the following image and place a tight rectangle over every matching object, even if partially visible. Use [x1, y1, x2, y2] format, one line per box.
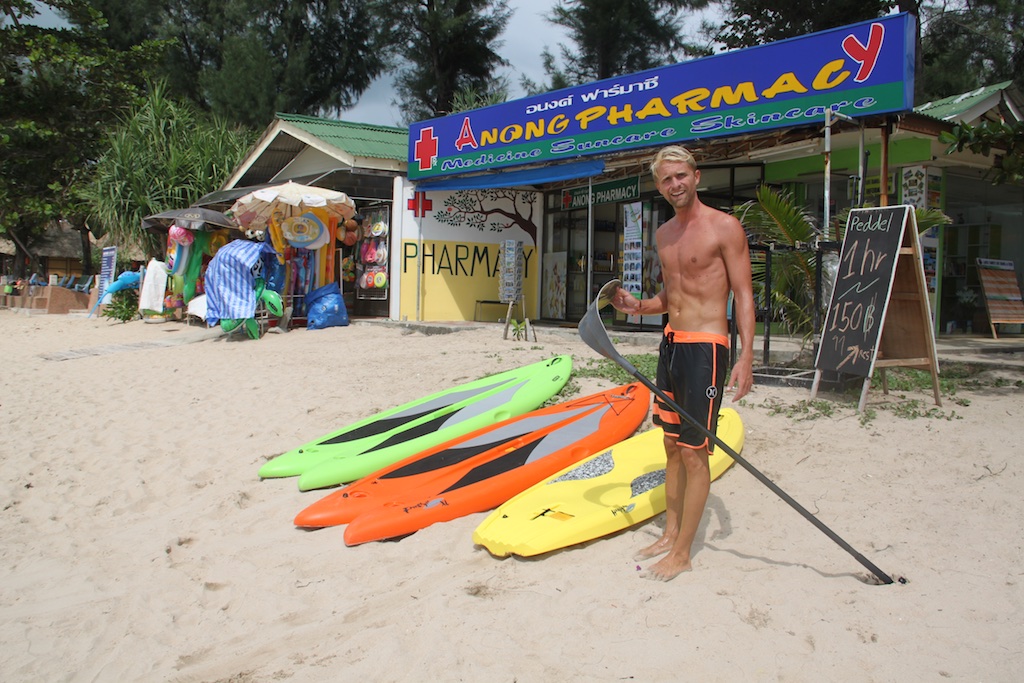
[755, 397, 837, 421]
[569, 351, 1021, 426]
[573, 353, 658, 385]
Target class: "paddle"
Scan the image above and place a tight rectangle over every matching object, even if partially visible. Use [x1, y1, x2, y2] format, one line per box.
[579, 279, 895, 585]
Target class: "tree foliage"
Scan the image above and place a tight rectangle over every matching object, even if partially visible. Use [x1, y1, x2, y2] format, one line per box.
[449, 81, 510, 113]
[85, 0, 395, 128]
[917, 0, 1024, 103]
[390, 0, 511, 124]
[940, 120, 1024, 185]
[1, 0, 162, 275]
[79, 83, 257, 253]
[733, 186, 821, 337]
[715, 0, 892, 50]
[532, 0, 707, 91]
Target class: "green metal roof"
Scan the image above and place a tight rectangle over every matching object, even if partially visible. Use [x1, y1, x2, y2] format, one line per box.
[276, 113, 408, 162]
[915, 81, 1020, 123]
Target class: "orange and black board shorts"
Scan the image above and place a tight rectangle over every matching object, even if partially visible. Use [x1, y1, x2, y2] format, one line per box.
[653, 326, 728, 453]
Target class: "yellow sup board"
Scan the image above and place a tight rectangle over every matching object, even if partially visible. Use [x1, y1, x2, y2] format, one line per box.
[473, 408, 744, 557]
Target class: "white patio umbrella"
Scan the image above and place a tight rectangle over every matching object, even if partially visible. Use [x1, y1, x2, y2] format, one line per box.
[227, 181, 356, 232]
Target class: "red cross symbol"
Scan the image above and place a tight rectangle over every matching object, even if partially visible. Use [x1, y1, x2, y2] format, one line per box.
[561, 191, 572, 209]
[408, 191, 433, 218]
[413, 127, 439, 172]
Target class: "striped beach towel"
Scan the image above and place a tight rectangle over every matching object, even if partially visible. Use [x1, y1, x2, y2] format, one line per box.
[205, 240, 275, 326]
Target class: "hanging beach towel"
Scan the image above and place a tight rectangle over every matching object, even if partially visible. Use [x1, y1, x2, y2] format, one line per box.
[138, 259, 169, 312]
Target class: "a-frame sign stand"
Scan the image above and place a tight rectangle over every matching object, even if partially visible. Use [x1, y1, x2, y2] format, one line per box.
[811, 206, 941, 413]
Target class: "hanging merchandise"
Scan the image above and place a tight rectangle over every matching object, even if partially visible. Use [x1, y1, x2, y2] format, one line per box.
[361, 238, 377, 264]
[289, 250, 309, 316]
[139, 258, 169, 313]
[353, 206, 390, 312]
[209, 230, 229, 255]
[341, 256, 356, 283]
[266, 220, 288, 260]
[168, 225, 194, 246]
[281, 213, 326, 249]
[167, 228, 191, 277]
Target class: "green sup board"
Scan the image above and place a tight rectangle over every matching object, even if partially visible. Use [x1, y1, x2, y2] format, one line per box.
[259, 356, 572, 490]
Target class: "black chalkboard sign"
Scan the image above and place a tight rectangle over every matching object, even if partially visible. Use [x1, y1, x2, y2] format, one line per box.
[815, 206, 911, 377]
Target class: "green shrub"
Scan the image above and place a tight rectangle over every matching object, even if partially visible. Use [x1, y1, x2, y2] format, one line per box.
[102, 289, 139, 323]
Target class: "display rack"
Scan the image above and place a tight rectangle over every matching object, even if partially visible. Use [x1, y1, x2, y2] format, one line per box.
[354, 205, 390, 316]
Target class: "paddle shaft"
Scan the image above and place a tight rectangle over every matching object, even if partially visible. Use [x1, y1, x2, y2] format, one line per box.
[614, 356, 894, 585]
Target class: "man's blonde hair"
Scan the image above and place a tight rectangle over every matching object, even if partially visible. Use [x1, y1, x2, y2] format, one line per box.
[650, 146, 698, 182]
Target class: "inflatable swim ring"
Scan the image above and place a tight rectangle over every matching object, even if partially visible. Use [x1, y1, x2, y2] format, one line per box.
[281, 214, 324, 248]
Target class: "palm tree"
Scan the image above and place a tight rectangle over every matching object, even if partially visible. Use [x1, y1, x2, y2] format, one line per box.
[733, 186, 821, 340]
[734, 186, 951, 342]
[80, 83, 256, 254]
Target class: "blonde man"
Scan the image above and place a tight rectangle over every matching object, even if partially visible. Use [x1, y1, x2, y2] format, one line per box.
[611, 145, 755, 581]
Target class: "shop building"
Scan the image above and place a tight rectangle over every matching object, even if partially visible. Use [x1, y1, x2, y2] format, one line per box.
[404, 14, 1022, 335]
[211, 14, 1021, 335]
[198, 114, 407, 320]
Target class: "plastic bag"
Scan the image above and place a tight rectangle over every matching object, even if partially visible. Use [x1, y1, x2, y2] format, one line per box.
[305, 281, 349, 330]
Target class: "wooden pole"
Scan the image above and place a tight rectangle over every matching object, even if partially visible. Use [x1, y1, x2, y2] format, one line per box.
[879, 119, 890, 207]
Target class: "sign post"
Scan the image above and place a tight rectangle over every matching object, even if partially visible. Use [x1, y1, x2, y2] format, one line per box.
[812, 206, 940, 412]
[498, 240, 534, 341]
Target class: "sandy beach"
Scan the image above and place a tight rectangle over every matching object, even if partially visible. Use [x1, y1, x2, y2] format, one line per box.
[1, 309, 1022, 682]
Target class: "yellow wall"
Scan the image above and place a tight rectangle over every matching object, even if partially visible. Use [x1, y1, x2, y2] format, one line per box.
[399, 239, 538, 321]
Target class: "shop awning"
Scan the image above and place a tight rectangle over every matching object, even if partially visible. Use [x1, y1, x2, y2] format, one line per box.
[413, 160, 605, 191]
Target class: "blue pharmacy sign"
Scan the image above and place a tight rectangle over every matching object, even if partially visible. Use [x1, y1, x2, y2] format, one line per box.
[408, 14, 916, 180]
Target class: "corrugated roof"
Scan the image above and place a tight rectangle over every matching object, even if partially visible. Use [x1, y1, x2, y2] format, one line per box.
[276, 113, 407, 162]
[915, 81, 1022, 124]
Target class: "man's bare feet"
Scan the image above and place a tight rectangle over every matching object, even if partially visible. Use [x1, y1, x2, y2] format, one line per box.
[640, 554, 693, 582]
[634, 536, 674, 561]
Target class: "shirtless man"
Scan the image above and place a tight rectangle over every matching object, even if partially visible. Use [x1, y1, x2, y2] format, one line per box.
[611, 145, 755, 581]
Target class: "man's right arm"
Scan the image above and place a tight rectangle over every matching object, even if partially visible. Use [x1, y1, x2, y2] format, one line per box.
[612, 287, 667, 316]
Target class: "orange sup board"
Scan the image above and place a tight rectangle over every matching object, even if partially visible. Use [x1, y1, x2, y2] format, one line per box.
[296, 383, 650, 545]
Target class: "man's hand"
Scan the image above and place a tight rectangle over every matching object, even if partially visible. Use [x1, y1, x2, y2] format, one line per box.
[728, 353, 754, 402]
[610, 287, 640, 315]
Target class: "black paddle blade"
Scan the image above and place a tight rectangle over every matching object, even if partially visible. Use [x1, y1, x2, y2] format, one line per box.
[578, 279, 637, 372]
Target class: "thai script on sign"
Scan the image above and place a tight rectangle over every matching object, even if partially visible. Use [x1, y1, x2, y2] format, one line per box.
[580, 76, 660, 103]
[525, 95, 574, 115]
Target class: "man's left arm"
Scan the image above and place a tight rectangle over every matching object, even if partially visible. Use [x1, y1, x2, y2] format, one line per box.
[723, 218, 755, 401]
